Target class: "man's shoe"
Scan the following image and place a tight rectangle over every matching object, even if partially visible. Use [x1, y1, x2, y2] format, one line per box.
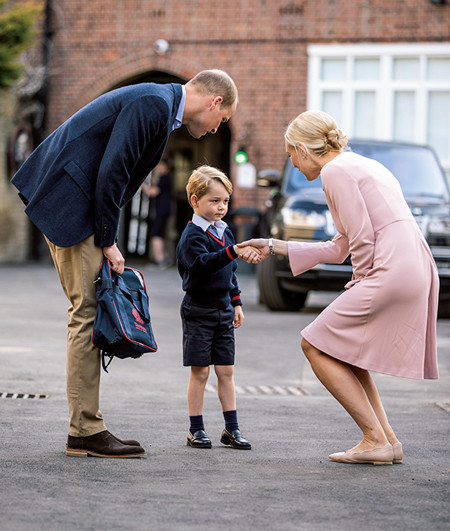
[108, 431, 142, 447]
[66, 430, 146, 458]
[220, 429, 252, 450]
[187, 430, 212, 448]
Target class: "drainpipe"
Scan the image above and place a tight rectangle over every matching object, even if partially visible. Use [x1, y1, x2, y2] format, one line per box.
[39, 0, 54, 139]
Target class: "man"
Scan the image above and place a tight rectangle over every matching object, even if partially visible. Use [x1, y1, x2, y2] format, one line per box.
[11, 69, 238, 458]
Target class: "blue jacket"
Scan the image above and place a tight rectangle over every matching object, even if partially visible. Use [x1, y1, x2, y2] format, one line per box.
[176, 222, 242, 310]
[11, 83, 183, 248]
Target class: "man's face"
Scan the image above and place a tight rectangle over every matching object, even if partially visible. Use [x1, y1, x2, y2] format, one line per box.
[186, 97, 236, 139]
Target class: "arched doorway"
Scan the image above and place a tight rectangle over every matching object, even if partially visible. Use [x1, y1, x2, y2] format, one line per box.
[113, 71, 232, 262]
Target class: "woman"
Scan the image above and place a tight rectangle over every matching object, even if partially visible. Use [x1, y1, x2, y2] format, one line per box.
[240, 110, 439, 465]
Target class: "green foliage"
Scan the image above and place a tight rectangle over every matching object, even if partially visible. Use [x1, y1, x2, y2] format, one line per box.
[0, 1, 41, 89]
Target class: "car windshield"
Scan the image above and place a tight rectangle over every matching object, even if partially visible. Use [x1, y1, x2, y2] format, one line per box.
[283, 142, 449, 200]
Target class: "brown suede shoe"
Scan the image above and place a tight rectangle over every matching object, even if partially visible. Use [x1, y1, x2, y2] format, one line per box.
[66, 430, 146, 458]
[108, 431, 141, 447]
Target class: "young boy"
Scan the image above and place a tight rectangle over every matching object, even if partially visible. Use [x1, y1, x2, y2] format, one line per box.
[176, 165, 257, 450]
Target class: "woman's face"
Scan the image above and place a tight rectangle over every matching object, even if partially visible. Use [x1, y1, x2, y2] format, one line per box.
[286, 142, 301, 170]
[285, 141, 320, 181]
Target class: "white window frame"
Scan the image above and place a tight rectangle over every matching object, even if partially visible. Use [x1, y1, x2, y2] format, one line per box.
[308, 43, 450, 173]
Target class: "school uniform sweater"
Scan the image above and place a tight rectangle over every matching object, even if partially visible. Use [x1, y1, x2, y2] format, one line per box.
[176, 221, 242, 310]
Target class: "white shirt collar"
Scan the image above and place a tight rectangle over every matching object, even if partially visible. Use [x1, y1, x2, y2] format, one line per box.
[192, 214, 227, 239]
[172, 85, 186, 131]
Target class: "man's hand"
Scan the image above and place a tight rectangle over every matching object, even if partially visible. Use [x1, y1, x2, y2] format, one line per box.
[102, 244, 125, 274]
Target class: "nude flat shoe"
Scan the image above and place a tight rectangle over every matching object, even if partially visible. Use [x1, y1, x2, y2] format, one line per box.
[328, 444, 394, 465]
[392, 442, 403, 464]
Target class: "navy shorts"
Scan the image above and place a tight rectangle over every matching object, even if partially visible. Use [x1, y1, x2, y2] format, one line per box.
[180, 298, 235, 367]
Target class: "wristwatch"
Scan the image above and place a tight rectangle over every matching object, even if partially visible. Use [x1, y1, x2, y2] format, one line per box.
[268, 238, 274, 255]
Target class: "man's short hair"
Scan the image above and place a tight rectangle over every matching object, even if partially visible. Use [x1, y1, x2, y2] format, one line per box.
[187, 70, 238, 108]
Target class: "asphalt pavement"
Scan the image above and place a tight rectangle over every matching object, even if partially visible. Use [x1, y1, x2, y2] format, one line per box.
[0, 262, 449, 531]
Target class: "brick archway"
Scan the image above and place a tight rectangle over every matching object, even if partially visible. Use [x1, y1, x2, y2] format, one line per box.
[90, 64, 234, 260]
[66, 54, 205, 115]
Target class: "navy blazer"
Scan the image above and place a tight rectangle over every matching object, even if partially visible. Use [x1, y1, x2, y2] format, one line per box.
[11, 83, 183, 248]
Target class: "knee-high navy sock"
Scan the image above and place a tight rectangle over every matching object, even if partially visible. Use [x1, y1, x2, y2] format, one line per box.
[189, 415, 204, 434]
[223, 410, 239, 432]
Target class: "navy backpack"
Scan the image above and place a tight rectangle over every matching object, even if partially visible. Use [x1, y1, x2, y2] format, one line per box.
[92, 259, 158, 372]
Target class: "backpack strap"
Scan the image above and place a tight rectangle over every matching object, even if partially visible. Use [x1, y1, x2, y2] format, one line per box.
[101, 351, 114, 373]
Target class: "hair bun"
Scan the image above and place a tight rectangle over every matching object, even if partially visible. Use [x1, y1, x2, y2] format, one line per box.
[326, 128, 347, 150]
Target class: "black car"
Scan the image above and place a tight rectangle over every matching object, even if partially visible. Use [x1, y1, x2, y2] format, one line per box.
[256, 140, 450, 318]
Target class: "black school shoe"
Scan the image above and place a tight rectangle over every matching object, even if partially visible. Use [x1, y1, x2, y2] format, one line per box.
[220, 428, 252, 450]
[187, 430, 212, 448]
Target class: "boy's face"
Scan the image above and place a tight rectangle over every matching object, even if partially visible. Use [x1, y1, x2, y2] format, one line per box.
[191, 180, 230, 223]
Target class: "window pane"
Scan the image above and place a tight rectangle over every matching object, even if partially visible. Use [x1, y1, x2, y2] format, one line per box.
[354, 58, 380, 81]
[354, 91, 376, 138]
[427, 58, 450, 81]
[427, 91, 450, 160]
[393, 58, 419, 80]
[321, 58, 346, 81]
[393, 91, 415, 141]
[322, 91, 342, 124]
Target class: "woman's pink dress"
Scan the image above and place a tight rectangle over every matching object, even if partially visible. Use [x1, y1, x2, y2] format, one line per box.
[288, 152, 439, 379]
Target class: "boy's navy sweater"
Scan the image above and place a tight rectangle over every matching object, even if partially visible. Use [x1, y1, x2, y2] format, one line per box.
[176, 221, 242, 310]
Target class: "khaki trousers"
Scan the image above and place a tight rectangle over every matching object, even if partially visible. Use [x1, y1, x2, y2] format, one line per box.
[45, 235, 107, 436]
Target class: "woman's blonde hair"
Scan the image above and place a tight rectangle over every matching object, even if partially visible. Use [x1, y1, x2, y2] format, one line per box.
[285, 110, 348, 157]
[186, 165, 232, 207]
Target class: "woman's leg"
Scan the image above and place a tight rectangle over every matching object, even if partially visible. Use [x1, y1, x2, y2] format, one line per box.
[301, 338, 389, 452]
[187, 366, 210, 416]
[214, 365, 236, 412]
[350, 366, 400, 445]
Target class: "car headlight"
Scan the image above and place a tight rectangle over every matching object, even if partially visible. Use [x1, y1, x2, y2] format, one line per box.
[281, 207, 327, 229]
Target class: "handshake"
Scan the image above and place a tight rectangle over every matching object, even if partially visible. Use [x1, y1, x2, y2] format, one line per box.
[233, 238, 272, 264]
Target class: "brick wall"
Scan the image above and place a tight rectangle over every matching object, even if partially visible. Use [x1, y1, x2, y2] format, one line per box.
[3, 0, 449, 261]
[45, 0, 450, 191]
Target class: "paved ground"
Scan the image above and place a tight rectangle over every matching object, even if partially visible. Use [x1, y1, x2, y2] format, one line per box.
[0, 262, 449, 531]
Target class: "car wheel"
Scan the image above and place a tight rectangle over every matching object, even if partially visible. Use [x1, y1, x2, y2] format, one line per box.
[257, 256, 307, 311]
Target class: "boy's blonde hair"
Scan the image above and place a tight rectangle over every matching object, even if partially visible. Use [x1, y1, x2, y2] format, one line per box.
[186, 165, 232, 207]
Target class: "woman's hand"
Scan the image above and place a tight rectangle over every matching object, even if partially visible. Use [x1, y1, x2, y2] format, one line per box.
[236, 238, 270, 263]
[234, 244, 263, 263]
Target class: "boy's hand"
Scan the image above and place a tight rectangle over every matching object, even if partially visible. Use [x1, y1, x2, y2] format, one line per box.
[233, 305, 244, 328]
[237, 239, 271, 262]
[234, 245, 262, 263]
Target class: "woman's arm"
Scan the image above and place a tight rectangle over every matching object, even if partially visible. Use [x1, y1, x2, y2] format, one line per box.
[236, 238, 288, 262]
[237, 235, 349, 275]
[322, 164, 375, 282]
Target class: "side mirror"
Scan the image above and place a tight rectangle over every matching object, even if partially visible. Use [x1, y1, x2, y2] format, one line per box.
[257, 169, 281, 188]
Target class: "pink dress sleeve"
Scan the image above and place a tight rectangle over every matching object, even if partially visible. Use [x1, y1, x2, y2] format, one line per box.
[321, 163, 375, 286]
[288, 235, 349, 277]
